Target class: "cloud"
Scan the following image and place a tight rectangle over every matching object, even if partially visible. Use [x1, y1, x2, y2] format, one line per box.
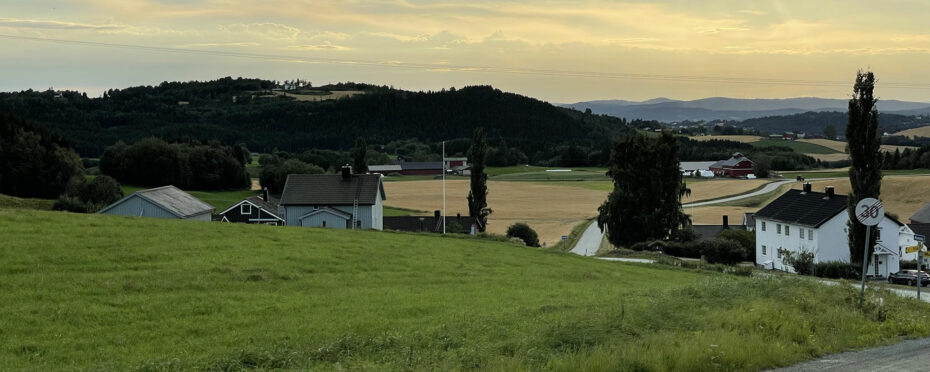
[0, 18, 126, 30]
[220, 22, 301, 40]
[286, 42, 351, 51]
[180, 42, 260, 48]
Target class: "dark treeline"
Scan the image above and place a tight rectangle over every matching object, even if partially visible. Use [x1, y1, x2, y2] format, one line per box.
[882, 146, 930, 170]
[100, 138, 250, 190]
[883, 135, 930, 147]
[0, 78, 633, 158]
[0, 113, 84, 199]
[735, 111, 930, 136]
[678, 138, 821, 172]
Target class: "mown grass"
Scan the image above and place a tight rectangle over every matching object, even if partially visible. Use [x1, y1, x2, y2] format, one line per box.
[751, 139, 841, 154]
[2, 210, 930, 370]
[779, 168, 930, 180]
[0, 194, 55, 210]
[383, 206, 425, 216]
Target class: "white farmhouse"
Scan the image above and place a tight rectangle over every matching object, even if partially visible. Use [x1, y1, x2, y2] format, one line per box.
[755, 184, 907, 277]
[279, 166, 386, 230]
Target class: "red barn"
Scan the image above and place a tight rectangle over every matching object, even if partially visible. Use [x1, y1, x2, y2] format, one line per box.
[709, 153, 754, 178]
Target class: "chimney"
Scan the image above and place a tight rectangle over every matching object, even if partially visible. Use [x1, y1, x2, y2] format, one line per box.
[722, 215, 729, 229]
[802, 183, 812, 193]
[262, 187, 269, 202]
[341, 164, 351, 180]
[456, 212, 461, 219]
[434, 210, 441, 219]
[825, 186, 835, 198]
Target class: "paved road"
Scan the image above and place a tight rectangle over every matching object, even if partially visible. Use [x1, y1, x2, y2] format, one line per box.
[770, 337, 930, 371]
[683, 179, 796, 208]
[570, 220, 603, 256]
[597, 257, 655, 263]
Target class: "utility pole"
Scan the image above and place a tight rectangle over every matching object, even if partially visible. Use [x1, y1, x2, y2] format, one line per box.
[442, 140, 446, 234]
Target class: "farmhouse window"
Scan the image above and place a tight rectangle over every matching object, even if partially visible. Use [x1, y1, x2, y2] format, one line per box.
[762, 245, 767, 255]
[777, 224, 781, 234]
[808, 229, 813, 240]
[800, 229, 804, 239]
[761, 222, 766, 231]
[785, 226, 790, 236]
[240, 204, 252, 215]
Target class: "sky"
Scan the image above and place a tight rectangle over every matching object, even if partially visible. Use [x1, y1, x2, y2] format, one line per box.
[2, 0, 930, 103]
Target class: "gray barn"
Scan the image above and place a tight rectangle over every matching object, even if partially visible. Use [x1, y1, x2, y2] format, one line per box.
[98, 185, 215, 221]
[280, 168, 386, 230]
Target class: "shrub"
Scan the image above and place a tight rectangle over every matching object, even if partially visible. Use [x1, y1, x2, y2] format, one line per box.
[506, 223, 539, 247]
[259, 158, 324, 194]
[662, 241, 702, 259]
[717, 229, 755, 262]
[701, 238, 746, 265]
[630, 242, 648, 251]
[779, 249, 814, 275]
[52, 175, 124, 213]
[812, 261, 860, 279]
[673, 225, 700, 243]
[900, 260, 919, 270]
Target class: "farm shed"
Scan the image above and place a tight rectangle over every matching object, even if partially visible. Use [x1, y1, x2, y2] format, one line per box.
[98, 185, 214, 221]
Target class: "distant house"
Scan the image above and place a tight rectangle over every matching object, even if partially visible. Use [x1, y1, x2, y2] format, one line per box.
[443, 157, 468, 169]
[754, 184, 906, 277]
[98, 185, 214, 221]
[279, 166, 386, 229]
[709, 153, 754, 178]
[782, 132, 798, 140]
[218, 189, 284, 225]
[691, 215, 747, 242]
[368, 164, 403, 175]
[369, 159, 443, 176]
[680, 161, 717, 177]
[384, 210, 477, 234]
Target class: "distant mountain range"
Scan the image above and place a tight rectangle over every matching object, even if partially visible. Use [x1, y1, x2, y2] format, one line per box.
[559, 97, 930, 122]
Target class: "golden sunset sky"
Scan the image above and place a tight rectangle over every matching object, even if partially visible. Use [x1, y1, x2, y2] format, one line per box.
[2, 0, 930, 102]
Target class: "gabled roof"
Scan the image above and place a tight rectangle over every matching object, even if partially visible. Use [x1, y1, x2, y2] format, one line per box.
[908, 223, 930, 240]
[394, 160, 443, 170]
[719, 153, 753, 167]
[99, 185, 214, 218]
[369, 164, 402, 172]
[754, 189, 847, 227]
[219, 195, 283, 220]
[280, 174, 385, 206]
[910, 203, 930, 224]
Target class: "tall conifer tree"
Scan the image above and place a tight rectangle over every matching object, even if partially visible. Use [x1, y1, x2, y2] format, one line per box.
[846, 70, 882, 264]
[467, 128, 492, 232]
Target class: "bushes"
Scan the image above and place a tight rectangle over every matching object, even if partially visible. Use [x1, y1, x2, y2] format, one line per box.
[662, 241, 702, 259]
[717, 229, 755, 262]
[506, 223, 539, 247]
[779, 249, 815, 275]
[812, 262, 860, 279]
[52, 175, 123, 213]
[701, 239, 747, 265]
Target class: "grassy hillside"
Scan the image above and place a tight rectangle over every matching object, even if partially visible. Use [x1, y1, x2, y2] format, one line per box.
[0, 194, 55, 210]
[2, 210, 930, 370]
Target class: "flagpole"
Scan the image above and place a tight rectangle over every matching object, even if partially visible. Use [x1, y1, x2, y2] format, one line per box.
[442, 140, 446, 234]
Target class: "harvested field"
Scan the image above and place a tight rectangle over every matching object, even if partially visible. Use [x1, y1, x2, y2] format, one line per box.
[798, 138, 914, 153]
[687, 135, 761, 143]
[895, 126, 930, 138]
[807, 153, 849, 162]
[682, 179, 768, 204]
[271, 90, 365, 102]
[384, 179, 771, 246]
[791, 176, 930, 221]
[383, 180, 608, 247]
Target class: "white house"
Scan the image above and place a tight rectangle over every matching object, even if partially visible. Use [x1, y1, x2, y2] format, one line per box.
[279, 166, 386, 230]
[755, 184, 906, 277]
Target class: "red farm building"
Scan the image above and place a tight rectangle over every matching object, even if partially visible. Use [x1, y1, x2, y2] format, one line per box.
[709, 152, 754, 178]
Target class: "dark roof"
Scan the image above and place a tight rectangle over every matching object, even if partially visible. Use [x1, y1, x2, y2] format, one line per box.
[692, 225, 747, 242]
[755, 189, 848, 227]
[394, 160, 443, 170]
[99, 185, 214, 217]
[384, 215, 476, 234]
[909, 223, 930, 239]
[280, 174, 385, 206]
[910, 203, 930, 224]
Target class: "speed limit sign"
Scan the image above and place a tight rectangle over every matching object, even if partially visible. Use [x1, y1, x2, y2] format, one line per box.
[855, 197, 884, 226]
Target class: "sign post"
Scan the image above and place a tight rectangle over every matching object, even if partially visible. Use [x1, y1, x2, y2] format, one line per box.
[856, 198, 884, 305]
[916, 234, 926, 299]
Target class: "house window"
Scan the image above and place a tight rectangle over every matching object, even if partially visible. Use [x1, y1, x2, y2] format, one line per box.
[800, 229, 805, 239]
[762, 245, 767, 255]
[761, 221, 766, 231]
[240, 203, 252, 215]
[808, 229, 813, 240]
[785, 226, 790, 236]
[777, 224, 781, 234]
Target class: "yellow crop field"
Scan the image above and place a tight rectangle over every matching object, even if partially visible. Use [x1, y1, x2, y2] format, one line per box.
[807, 153, 849, 162]
[385, 178, 775, 246]
[895, 126, 930, 138]
[687, 135, 762, 143]
[792, 176, 930, 222]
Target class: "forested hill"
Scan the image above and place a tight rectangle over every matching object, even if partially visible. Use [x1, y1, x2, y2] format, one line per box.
[734, 111, 930, 135]
[0, 78, 631, 156]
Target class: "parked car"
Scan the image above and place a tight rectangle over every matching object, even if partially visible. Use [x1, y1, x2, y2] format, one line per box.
[888, 270, 930, 286]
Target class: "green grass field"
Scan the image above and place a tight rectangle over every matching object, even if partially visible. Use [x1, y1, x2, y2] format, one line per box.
[751, 139, 841, 154]
[0, 194, 55, 210]
[2, 210, 930, 370]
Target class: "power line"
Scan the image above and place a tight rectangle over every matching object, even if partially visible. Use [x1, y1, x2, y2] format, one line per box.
[3, 33, 930, 90]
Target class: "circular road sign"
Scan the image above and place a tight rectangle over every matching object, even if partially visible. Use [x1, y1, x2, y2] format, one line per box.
[855, 197, 885, 226]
